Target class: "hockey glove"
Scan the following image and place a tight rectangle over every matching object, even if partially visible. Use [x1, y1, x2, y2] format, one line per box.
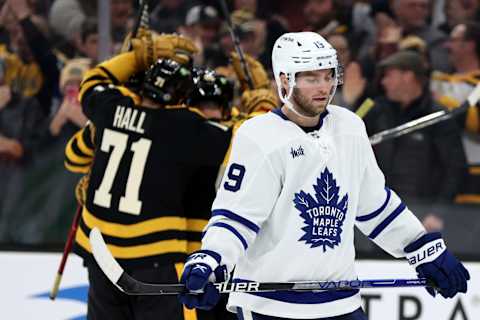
[131, 33, 198, 70]
[404, 232, 470, 298]
[179, 250, 227, 310]
[241, 88, 277, 114]
[230, 52, 270, 91]
[75, 174, 90, 206]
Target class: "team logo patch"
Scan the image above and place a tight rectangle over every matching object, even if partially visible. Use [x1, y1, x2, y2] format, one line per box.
[294, 168, 348, 251]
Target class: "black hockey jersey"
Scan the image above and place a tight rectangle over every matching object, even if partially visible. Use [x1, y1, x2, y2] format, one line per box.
[75, 78, 231, 268]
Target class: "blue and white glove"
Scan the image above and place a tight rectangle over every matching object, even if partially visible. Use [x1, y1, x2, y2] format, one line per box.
[404, 232, 470, 298]
[178, 250, 227, 310]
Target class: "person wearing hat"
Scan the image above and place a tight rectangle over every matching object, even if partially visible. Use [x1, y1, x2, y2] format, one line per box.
[49, 58, 90, 136]
[363, 50, 467, 233]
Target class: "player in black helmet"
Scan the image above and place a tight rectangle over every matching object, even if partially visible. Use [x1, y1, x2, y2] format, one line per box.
[188, 67, 234, 120]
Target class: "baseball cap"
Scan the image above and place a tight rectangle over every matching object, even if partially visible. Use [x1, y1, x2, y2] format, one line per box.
[378, 50, 428, 76]
[185, 5, 220, 26]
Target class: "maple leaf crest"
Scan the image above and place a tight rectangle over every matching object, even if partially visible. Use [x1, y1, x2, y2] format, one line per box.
[293, 167, 348, 252]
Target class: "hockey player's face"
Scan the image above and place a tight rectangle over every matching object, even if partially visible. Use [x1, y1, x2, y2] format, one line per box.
[292, 69, 335, 116]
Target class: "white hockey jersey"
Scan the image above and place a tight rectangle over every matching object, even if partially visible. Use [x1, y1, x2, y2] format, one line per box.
[201, 105, 426, 319]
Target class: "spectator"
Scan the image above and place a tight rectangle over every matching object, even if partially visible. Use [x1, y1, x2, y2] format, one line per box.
[49, 0, 132, 59]
[364, 50, 467, 231]
[49, 58, 89, 137]
[328, 33, 367, 110]
[230, 9, 263, 58]
[78, 18, 99, 64]
[356, 6, 404, 82]
[432, 23, 480, 111]
[303, 0, 347, 37]
[439, 0, 480, 35]
[48, 0, 96, 54]
[391, 0, 450, 72]
[54, 17, 100, 65]
[179, 5, 221, 66]
[1, 0, 60, 115]
[0, 56, 46, 165]
[110, 0, 134, 45]
[150, 0, 199, 34]
[431, 22, 480, 204]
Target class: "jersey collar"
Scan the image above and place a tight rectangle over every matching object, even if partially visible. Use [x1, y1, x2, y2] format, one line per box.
[271, 107, 329, 133]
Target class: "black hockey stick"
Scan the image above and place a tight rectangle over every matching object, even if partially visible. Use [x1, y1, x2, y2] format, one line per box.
[132, 0, 150, 38]
[218, 0, 255, 89]
[89, 227, 435, 296]
[120, 0, 150, 53]
[369, 83, 480, 145]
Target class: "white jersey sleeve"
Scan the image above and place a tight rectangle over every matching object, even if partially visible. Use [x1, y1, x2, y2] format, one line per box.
[201, 125, 282, 272]
[355, 128, 426, 258]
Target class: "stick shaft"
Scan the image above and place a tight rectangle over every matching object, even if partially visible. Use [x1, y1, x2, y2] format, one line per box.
[49, 204, 82, 300]
[116, 271, 435, 296]
[218, 0, 255, 89]
[369, 83, 480, 145]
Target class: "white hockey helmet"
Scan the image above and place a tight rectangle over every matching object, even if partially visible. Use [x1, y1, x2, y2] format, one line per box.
[272, 32, 342, 108]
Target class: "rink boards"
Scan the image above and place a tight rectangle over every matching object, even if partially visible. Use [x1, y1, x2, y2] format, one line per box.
[2, 252, 478, 320]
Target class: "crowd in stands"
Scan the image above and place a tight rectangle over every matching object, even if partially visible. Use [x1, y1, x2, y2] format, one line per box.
[1, 0, 479, 256]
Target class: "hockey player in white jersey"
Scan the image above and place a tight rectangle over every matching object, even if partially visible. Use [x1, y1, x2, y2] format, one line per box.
[178, 32, 470, 320]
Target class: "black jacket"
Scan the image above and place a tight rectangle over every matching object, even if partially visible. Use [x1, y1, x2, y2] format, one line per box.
[364, 91, 467, 206]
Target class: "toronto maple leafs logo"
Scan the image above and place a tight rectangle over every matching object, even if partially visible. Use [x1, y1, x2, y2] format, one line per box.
[294, 168, 348, 252]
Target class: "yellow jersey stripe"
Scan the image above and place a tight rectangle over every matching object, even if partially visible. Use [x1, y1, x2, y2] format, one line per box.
[76, 130, 94, 157]
[187, 241, 202, 254]
[455, 194, 480, 204]
[65, 138, 93, 165]
[64, 161, 90, 174]
[75, 227, 188, 258]
[187, 219, 208, 231]
[82, 207, 207, 238]
[469, 166, 480, 175]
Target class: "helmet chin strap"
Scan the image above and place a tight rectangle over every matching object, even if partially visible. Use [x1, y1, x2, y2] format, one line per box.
[276, 71, 339, 119]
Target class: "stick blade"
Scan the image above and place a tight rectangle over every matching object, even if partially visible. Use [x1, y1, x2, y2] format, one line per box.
[89, 227, 124, 290]
[468, 83, 480, 106]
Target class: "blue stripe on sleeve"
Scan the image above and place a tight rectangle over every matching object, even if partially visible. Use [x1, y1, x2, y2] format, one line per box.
[233, 279, 358, 304]
[368, 202, 406, 239]
[212, 209, 260, 233]
[210, 222, 249, 249]
[356, 188, 392, 222]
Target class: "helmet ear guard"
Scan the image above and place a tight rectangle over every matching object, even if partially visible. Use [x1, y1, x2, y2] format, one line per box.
[141, 59, 194, 105]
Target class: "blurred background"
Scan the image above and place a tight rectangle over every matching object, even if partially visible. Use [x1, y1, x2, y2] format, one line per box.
[1, 0, 480, 318]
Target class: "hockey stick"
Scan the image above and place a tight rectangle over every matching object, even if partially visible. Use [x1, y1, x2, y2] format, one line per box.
[131, 0, 149, 39]
[89, 227, 435, 295]
[49, 204, 83, 300]
[369, 83, 480, 145]
[120, 0, 150, 53]
[218, 0, 255, 89]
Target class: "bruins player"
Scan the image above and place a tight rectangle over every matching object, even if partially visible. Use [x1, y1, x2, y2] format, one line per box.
[72, 33, 234, 320]
[65, 33, 277, 319]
